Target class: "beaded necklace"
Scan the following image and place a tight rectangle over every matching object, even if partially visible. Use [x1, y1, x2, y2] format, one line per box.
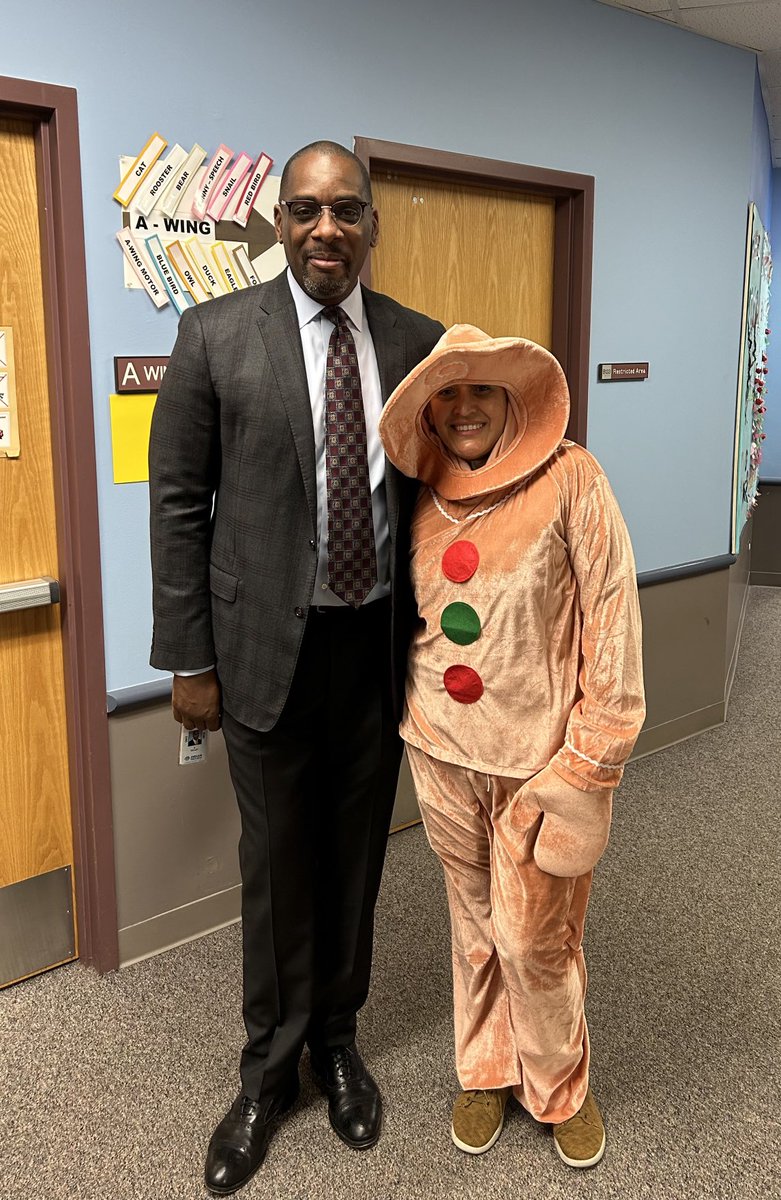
[428, 480, 524, 526]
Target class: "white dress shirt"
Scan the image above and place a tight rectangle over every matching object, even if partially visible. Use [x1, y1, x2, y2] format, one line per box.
[287, 269, 390, 608]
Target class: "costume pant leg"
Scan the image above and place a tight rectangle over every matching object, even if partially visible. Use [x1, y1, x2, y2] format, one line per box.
[491, 779, 592, 1123]
[222, 601, 400, 1108]
[406, 748, 520, 1089]
[406, 746, 592, 1124]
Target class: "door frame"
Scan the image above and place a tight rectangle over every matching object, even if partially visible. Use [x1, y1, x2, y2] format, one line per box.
[0, 75, 118, 973]
[355, 137, 594, 444]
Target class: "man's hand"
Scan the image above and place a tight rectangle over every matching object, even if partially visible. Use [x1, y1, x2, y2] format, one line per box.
[172, 669, 222, 731]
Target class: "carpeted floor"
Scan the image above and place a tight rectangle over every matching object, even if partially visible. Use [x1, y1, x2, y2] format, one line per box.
[2, 586, 780, 1199]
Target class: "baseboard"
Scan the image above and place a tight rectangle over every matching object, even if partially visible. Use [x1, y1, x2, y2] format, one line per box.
[119, 884, 241, 967]
[631, 700, 725, 760]
[724, 576, 751, 713]
[750, 571, 781, 587]
[390, 816, 423, 834]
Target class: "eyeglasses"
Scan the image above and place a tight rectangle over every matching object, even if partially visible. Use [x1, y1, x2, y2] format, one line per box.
[279, 199, 371, 228]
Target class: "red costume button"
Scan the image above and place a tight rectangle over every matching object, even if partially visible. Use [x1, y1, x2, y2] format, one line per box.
[443, 665, 484, 704]
[442, 540, 479, 583]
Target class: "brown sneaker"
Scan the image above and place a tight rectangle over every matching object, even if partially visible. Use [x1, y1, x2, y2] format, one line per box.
[451, 1087, 511, 1154]
[553, 1087, 606, 1168]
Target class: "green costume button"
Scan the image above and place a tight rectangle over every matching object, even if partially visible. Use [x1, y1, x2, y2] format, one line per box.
[441, 602, 481, 645]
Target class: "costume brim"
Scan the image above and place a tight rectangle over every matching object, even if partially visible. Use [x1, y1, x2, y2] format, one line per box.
[380, 328, 571, 500]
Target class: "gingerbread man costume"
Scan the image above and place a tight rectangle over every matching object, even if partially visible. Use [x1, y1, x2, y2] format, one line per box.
[379, 326, 645, 1140]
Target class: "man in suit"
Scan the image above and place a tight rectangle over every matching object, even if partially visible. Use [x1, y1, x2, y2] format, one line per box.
[149, 140, 443, 1195]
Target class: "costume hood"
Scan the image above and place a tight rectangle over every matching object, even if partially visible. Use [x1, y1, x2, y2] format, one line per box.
[379, 324, 570, 501]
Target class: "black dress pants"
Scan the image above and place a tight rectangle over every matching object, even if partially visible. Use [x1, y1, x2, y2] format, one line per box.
[221, 598, 402, 1111]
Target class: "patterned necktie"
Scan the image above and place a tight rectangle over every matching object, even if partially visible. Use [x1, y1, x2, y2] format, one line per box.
[323, 306, 377, 607]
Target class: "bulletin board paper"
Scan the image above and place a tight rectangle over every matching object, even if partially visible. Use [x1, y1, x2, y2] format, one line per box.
[0, 326, 21, 457]
[251, 170, 281, 226]
[118, 143, 280, 303]
[252, 239, 286, 283]
[731, 203, 773, 551]
[120, 155, 216, 292]
[110, 392, 157, 483]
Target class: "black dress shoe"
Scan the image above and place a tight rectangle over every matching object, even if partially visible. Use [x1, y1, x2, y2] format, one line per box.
[310, 1043, 381, 1150]
[204, 1086, 297, 1195]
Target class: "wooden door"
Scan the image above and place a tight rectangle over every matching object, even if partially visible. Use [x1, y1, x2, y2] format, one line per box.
[370, 171, 555, 344]
[0, 116, 77, 985]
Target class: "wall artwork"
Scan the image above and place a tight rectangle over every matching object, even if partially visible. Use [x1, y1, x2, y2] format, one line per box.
[0, 327, 20, 458]
[114, 134, 285, 311]
[731, 202, 772, 553]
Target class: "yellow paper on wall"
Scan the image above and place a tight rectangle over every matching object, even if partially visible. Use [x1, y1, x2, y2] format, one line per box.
[109, 393, 157, 483]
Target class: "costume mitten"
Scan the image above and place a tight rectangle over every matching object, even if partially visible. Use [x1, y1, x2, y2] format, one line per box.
[524, 764, 613, 877]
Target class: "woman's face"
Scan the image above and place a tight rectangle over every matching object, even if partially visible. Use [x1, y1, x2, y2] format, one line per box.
[427, 383, 509, 468]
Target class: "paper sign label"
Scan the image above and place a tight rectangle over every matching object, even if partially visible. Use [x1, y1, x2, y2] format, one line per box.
[135, 144, 187, 217]
[145, 236, 192, 314]
[207, 152, 254, 221]
[114, 133, 168, 207]
[193, 144, 233, 218]
[116, 230, 169, 308]
[185, 237, 226, 296]
[146, 238, 192, 312]
[232, 244, 260, 287]
[160, 143, 207, 217]
[127, 210, 215, 240]
[167, 241, 210, 304]
[232, 152, 273, 228]
[212, 242, 243, 292]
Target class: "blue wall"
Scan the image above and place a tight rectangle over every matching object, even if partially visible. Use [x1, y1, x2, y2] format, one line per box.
[750, 67, 773, 228]
[1, 0, 763, 691]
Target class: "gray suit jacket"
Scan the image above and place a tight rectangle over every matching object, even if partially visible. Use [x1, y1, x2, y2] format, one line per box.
[149, 270, 444, 731]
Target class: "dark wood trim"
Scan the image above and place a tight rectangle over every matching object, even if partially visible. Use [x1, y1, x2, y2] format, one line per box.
[0, 75, 118, 973]
[354, 137, 594, 444]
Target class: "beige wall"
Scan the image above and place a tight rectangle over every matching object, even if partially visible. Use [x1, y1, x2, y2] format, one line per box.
[751, 483, 781, 587]
[112, 532, 753, 966]
[110, 706, 240, 965]
[634, 522, 752, 756]
[111, 708, 421, 966]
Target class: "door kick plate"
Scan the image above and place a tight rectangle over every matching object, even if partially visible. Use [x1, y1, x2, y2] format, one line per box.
[0, 866, 76, 987]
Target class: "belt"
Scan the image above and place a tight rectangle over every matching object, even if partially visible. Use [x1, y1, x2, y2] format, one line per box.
[311, 595, 391, 616]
